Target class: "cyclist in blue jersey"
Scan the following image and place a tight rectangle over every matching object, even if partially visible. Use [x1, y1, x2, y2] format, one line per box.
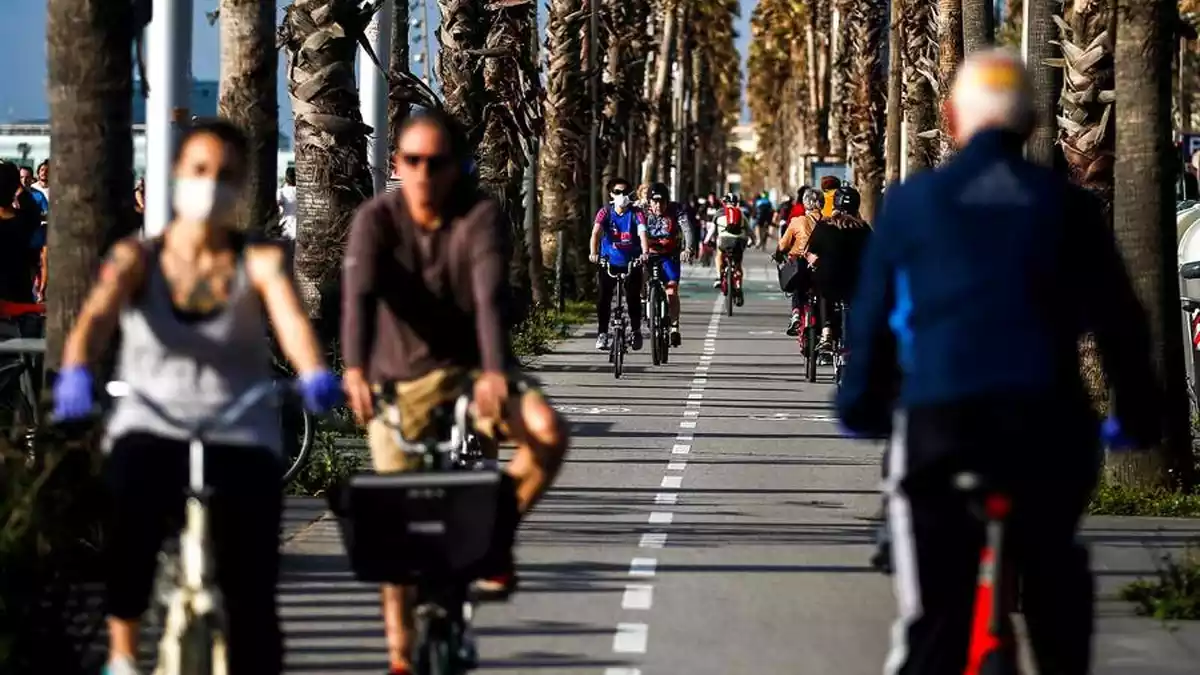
[645, 182, 691, 346]
[589, 177, 648, 351]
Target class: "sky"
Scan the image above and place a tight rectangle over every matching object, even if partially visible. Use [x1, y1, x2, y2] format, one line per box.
[1, 0, 754, 126]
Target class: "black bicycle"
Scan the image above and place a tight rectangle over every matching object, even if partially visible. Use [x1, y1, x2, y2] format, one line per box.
[331, 390, 508, 675]
[601, 258, 630, 379]
[644, 257, 671, 366]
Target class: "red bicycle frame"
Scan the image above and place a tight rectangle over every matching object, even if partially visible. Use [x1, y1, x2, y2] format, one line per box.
[964, 492, 1018, 675]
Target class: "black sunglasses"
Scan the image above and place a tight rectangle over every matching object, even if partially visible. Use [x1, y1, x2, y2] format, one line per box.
[401, 153, 454, 172]
[610, 187, 629, 196]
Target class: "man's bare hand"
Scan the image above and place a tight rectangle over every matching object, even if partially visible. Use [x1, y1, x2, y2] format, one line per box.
[343, 367, 374, 424]
[474, 371, 509, 422]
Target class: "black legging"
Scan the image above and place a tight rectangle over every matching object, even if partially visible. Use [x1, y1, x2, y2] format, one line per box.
[597, 265, 643, 334]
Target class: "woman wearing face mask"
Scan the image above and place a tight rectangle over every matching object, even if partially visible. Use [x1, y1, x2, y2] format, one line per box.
[588, 177, 649, 352]
[51, 119, 342, 675]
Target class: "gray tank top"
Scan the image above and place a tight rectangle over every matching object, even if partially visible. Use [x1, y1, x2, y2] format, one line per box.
[104, 240, 282, 453]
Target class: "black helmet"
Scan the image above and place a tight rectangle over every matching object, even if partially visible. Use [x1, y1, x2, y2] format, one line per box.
[833, 185, 861, 214]
[722, 192, 738, 205]
[649, 182, 670, 201]
[797, 185, 812, 201]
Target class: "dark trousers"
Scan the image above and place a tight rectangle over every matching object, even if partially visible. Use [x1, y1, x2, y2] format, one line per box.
[885, 395, 1099, 675]
[104, 432, 284, 675]
[597, 264, 643, 333]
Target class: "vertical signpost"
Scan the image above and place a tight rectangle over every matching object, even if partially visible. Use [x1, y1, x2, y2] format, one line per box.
[143, 0, 193, 238]
[360, 0, 393, 196]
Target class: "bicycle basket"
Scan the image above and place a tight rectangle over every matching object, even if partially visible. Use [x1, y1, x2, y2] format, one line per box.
[328, 470, 516, 585]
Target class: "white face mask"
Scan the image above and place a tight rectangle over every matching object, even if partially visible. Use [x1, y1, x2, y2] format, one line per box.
[173, 177, 238, 224]
[611, 193, 629, 210]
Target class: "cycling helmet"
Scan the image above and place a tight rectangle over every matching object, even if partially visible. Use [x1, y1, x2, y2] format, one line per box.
[723, 192, 738, 205]
[801, 188, 824, 212]
[833, 185, 861, 214]
[649, 181, 670, 201]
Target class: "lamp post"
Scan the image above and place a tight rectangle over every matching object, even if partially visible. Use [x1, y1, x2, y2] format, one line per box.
[143, 0, 193, 238]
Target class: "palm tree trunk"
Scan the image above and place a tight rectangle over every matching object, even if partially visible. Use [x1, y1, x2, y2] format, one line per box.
[902, 0, 939, 171]
[829, 1, 853, 160]
[541, 0, 587, 298]
[886, 0, 904, 183]
[280, 1, 375, 329]
[962, 0, 994, 53]
[1025, 0, 1061, 167]
[45, 0, 135, 372]
[644, 3, 678, 185]
[438, 0, 487, 148]
[388, 0, 411, 150]
[849, 0, 889, 220]
[478, 0, 541, 315]
[1111, 0, 1195, 489]
[805, 7, 826, 159]
[937, 0, 963, 160]
[218, 0, 278, 236]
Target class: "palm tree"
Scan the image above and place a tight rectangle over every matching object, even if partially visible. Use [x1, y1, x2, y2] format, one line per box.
[45, 0, 135, 371]
[279, 1, 376, 330]
[478, 0, 542, 312]
[218, 0, 278, 235]
[962, 0, 993, 52]
[643, 0, 680, 184]
[937, 0, 963, 159]
[541, 0, 587, 297]
[1025, 0, 1061, 167]
[847, 0, 888, 219]
[1111, 0, 1195, 489]
[829, 0, 854, 159]
[901, 0, 940, 171]
[886, 0, 904, 183]
[438, 0, 487, 148]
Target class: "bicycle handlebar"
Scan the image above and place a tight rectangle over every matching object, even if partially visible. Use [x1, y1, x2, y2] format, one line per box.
[372, 392, 474, 457]
[105, 379, 282, 439]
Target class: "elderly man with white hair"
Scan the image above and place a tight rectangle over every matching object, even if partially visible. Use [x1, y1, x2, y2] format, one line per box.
[836, 49, 1162, 675]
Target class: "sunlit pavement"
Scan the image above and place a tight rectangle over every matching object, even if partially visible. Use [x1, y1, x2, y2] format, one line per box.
[278, 250, 1200, 675]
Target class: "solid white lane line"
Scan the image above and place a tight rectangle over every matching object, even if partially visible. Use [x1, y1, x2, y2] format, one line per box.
[661, 475, 683, 488]
[622, 584, 654, 610]
[639, 533, 667, 548]
[667, 461, 687, 471]
[613, 623, 649, 653]
[629, 558, 657, 577]
[648, 512, 674, 525]
[655, 492, 678, 505]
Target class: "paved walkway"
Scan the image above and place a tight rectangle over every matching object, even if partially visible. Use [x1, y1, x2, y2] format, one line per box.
[279, 251, 1200, 674]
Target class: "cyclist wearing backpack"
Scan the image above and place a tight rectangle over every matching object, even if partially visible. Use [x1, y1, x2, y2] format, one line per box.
[589, 177, 649, 351]
[708, 193, 749, 306]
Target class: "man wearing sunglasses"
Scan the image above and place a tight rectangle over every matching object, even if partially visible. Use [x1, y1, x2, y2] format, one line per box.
[588, 178, 649, 352]
[644, 182, 692, 346]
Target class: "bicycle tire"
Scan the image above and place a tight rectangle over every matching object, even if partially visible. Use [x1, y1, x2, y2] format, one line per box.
[415, 616, 455, 675]
[649, 286, 662, 366]
[725, 266, 734, 317]
[179, 615, 217, 675]
[613, 327, 624, 379]
[280, 401, 315, 484]
[658, 296, 671, 363]
[804, 327, 819, 383]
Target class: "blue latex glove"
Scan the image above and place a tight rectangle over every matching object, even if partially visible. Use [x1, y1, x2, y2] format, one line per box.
[1101, 415, 1134, 451]
[298, 370, 344, 413]
[53, 366, 94, 421]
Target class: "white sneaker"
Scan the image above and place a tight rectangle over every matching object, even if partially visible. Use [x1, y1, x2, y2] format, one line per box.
[596, 334, 611, 351]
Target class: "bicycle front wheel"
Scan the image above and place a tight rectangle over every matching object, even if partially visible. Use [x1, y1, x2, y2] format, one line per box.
[725, 266, 735, 317]
[649, 286, 662, 366]
[280, 400, 315, 484]
[415, 617, 455, 675]
[613, 327, 625, 379]
[804, 327, 819, 383]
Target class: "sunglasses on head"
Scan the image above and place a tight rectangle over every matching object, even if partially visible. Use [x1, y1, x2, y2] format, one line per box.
[650, 194, 665, 202]
[401, 153, 453, 172]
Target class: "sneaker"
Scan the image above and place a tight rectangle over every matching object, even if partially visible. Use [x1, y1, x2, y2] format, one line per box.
[712, 279, 722, 289]
[631, 332, 644, 351]
[103, 657, 141, 675]
[670, 325, 682, 347]
[735, 288, 744, 307]
[473, 569, 518, 600]
[786, 314, 801, 336]
[595, 333, 610, 351]
[386, 667, 413, 675]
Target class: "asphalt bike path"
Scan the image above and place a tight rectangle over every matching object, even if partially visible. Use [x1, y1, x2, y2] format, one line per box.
[278, 249, 1200, 674]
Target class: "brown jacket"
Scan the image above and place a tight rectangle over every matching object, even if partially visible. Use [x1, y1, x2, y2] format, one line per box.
[778, 212, 821, 258]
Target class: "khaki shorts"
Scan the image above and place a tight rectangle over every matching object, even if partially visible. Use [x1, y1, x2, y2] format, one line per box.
[367, 367, 547, 473]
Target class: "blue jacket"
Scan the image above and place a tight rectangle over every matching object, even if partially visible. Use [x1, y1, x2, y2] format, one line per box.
[837, 130, 1161, 441]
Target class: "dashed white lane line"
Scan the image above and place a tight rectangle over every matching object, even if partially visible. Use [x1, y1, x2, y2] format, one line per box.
[622, 584, 654, 610]
[639, 533, 667, 548]
[671, 443, 690, 454]
[648, 511, 674, 524]
[613, 623, 649, 653]
[660, 475, 683, 488]
[667, 461, 687, 471]
[655, 492, 678, 504]
[629, 558, 657, 577]
[679, 420, 697, 429]
[677, 433, 694, 441]
[604, 669, 642, 675]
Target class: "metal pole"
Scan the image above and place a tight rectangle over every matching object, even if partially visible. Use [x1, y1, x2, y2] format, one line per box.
[144, 0, 193, 238]
[588, 0, 599, 221]
[360, 1, 392, 195]
[423, 0, 433, 84]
